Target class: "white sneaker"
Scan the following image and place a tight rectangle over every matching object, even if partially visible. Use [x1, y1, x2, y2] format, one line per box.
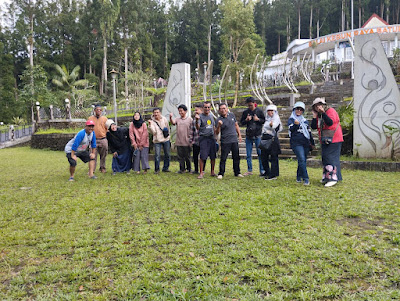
[325, 181, 337, 187]
[217, 175, 223, 179]
[237, 174, 244, 178]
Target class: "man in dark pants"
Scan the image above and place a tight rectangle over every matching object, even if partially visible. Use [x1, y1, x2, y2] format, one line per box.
[190, 103, 206, 174]
[240, 97, 265, 176]
[215, 103, 243, 179]
[195, 101, 216, 179]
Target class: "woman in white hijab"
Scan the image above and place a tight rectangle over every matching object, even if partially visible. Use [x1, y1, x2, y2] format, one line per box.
[260, 104, 282, 180]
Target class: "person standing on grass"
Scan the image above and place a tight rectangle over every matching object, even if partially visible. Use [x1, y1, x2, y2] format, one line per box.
[129, 112, 150, 174]
[260, 104, 282, 180]
[148, 108, 171, 174]
[240, 97, 266, 176]
[190, 103, 206, 174]
[88, 104, 108, 173]
[288, 101, 315, 186]
[311, 97, 343, 187]
[106, 119, 132, 175]
[215, 103, 243, 179]
[170, 104, 193, 173]
[64, 120, 97, 181]
[195, 101, 216, 179]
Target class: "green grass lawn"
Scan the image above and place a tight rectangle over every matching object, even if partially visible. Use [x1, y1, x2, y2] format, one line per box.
[0, 147, 399, 300]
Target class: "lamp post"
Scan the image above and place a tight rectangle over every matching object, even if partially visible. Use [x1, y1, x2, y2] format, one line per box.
[65, 98, 71, 120]
[202, 62, 208, 102]
[110, 69, 118, 125]
[35, 101, 40, 122]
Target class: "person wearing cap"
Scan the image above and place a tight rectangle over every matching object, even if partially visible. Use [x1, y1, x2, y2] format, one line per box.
[240, 97, 266, 176]
[88, 105, 108, 173]
[260, 104, 282, 180]
[311, 97, 343, 187]
[106, 119, 132, 174]
[64, 120, 97, 181]
[288, 101, 315, 185]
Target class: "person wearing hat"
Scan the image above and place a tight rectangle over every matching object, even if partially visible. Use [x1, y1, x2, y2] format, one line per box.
[288, 101, 315, 185]
[106, 119, 132, 174]
[311, 97, 343, 187]
[260, 104, 282, 180]
[88, 104, 108, 173]
[64, 120, 97, 181]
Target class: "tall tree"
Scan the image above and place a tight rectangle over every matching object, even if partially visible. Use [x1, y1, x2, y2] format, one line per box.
[220, 0, 264, 107]
[98, 0, 120, 95]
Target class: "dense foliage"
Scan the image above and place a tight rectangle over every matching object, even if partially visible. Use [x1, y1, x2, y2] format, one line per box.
[0, 0, 399, 122]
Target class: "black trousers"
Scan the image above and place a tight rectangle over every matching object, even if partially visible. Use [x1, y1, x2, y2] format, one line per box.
[177, 145, 191, 172]
[260, 149, 279, 178]
[219, 142, 240, 176]
[192, 144, 206, 172]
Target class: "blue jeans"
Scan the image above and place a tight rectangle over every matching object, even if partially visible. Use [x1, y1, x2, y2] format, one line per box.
[154, 141, 170, 172]
[292, 144, 309, 181]
[245, 136, 264, 174]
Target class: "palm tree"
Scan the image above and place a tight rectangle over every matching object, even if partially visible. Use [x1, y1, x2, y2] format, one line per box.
[52, 64, 89, 107]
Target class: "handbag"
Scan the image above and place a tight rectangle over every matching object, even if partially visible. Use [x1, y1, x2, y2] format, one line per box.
[155, 120, 169, 138]
[321, 123, 339, 145]
[259, 137, 273, 151]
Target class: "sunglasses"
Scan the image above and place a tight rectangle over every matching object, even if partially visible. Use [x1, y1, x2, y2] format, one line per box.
[203, 106, 211, 108]
[295, 108, 304, 111]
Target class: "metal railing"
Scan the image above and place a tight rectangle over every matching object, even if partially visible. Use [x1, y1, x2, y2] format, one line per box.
[0, 125, 33, 143]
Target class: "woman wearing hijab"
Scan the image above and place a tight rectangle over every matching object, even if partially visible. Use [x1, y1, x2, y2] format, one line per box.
[260, 104, 282, 180]
[129, 112, 150, 174]
[106, 119, 132, 174]
[288, 101, 315, 185]
[311, 97, 343, 187]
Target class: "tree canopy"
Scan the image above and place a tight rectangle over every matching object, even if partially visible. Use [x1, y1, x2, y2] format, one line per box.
[0, 0, 399, 120]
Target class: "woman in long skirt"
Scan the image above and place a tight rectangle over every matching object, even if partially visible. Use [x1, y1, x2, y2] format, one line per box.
[311, 97, 343, 187]
[260, 104, 282, 180]
[106, 120, 132, 174]
[129, 112, 150, 174]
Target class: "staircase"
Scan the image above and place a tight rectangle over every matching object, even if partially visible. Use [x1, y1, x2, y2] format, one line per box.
[234, 80, 353, 159]
[236, 109, 319, 160]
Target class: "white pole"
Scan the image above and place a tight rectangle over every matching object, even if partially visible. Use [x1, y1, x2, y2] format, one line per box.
[113, 77, 117, 126]
[351, 0, 354, 79]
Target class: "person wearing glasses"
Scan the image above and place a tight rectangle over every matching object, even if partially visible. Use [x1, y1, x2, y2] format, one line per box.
[288, 101, 315, 185]
[195, 101, 217, 179]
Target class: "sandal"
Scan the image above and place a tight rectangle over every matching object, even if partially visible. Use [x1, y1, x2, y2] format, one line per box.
[197, 173, 204, 179]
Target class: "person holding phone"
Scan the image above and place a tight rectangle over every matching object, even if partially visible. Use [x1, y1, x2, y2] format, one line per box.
[288, 102, 315, 185]
[311, 98, 343, 187]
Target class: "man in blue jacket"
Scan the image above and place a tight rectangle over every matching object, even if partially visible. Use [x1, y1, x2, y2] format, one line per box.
[64, 120, 97, 181]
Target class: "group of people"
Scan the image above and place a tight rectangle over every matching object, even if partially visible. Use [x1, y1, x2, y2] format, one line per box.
[64, 97, 343, 187]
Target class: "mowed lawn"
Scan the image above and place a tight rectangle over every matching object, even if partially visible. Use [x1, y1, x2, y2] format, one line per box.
[0, 147, 399, 300]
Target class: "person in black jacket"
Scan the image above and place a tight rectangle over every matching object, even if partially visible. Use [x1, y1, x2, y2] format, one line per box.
[288, 102, 315, 185]
[106, 120, 132, 174]
[240, 97, 266, 176]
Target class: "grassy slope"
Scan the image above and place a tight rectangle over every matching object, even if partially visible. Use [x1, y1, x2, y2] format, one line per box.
[0, 147, 399, 300]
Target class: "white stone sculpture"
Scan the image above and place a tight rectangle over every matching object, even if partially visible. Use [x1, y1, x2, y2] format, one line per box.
[353, 33, 400, 159]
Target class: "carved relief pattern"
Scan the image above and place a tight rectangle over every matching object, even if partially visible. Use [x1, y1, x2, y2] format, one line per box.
[357, 39, 400, 157]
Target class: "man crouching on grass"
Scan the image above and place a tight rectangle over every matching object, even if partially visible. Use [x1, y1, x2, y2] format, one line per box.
[64, 120, 97, 181]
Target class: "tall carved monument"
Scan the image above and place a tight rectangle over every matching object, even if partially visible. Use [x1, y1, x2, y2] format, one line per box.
[162, 63, 191, 119]
[162, 63, 191, 142]
[353, 33, 400, 159]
